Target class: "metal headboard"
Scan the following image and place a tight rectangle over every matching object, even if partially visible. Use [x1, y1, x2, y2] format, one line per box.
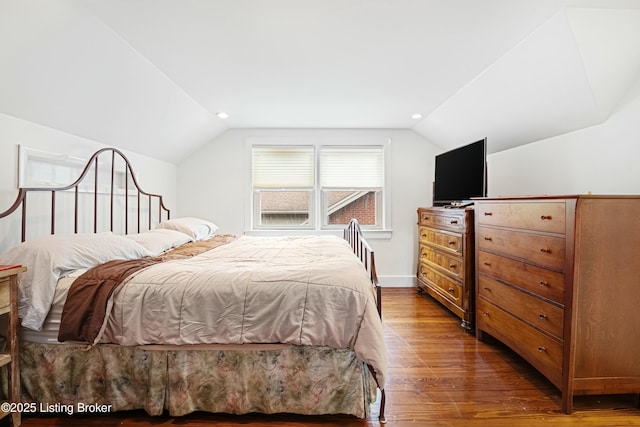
[0, 147, 170, 242]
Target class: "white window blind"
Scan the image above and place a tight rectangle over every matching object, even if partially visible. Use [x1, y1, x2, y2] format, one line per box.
[320, 146, 383, 188]
[252, 146, 315, 188]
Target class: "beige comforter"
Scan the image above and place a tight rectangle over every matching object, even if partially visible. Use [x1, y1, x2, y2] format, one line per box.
[95, 235, 387, 387]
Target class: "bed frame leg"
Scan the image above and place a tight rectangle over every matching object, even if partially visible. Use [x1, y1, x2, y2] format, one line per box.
[379, 389, 387, 423]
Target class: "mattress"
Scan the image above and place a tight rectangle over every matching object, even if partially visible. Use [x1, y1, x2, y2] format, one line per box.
[20, 275, 76, 344]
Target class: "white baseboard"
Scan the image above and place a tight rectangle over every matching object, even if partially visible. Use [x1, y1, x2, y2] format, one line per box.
[377, 276, 416, 287]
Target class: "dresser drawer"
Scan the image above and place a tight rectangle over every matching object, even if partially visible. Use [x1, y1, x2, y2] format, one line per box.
[418, 209, 466, 231]
[476, 202, 566, 234]
[419, 226, 462, 254]
[418, 263, 462, 303]
[477, 226, 566, 272]
[477, 298, 563, 388]
[478, 275, 564, 340]
[419, 244, 464, 280]
[477, 251, 565, 303]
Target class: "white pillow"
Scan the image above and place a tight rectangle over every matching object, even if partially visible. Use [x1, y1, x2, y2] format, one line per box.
[156, 217, 219, 241]
[125, 229, 193, 255]
[0, 233, 153, 331]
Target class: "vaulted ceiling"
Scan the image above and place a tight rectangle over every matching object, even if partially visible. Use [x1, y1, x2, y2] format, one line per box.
[1, 0, 639, 163]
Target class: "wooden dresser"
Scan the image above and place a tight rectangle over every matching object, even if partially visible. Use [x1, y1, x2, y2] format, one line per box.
[474, 195, 640, 413]
[0, 265, 25, 427]
[417, 207, 474, 330]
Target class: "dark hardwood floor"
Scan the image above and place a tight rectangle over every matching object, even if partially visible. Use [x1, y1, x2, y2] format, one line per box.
[11, 288, 640, 426]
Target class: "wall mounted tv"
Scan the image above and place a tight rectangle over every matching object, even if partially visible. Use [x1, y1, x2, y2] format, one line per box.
[433, 138, 487, 207]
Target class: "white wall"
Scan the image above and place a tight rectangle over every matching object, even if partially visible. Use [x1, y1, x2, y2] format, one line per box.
[178, 128, 440, 286]
[0, 114, 178, 253]
[488, 74, 640, 196]
[178, 69, 640, 286]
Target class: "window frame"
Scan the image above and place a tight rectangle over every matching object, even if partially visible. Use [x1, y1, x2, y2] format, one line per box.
[245, 138, 391, 236]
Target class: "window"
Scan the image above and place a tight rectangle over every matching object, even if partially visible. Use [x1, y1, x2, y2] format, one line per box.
[249, 141, 388, 231]
[321, 146, 383, 228]
[18, 145, 129, 193]
[252, 146, 315, 229]
[19, 145, 87, 188]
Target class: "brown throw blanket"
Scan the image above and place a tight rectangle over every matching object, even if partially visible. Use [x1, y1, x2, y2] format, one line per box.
[58, 234, 238, 343]
[58, 258, 160, 343]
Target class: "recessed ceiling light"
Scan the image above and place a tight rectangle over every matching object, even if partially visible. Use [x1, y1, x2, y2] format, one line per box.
[216, 112, 229, 119]
[411, 113, 423, 120]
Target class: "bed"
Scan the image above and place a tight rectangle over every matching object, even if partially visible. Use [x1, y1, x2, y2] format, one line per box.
[0, 148, 387, 422]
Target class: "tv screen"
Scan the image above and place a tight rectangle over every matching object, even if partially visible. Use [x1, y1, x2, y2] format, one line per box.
[433, 138, 487, 206]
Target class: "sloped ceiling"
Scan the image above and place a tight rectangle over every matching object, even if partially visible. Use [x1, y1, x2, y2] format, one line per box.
[1, 0, 639, 163]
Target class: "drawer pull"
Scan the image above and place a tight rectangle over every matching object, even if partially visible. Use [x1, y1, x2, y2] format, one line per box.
[483, 287, 491, 291]
[483, 262, 491, 266]
[450, 219, 458, 224]
[447, 287, 455, 294]
[484, 237, 492, 241]
[539, 313, 547, 320]
[539, 280, 549, 287]
[540, 248, 552, 254]
[537, 346, 547, 353]
[540, 215, 552, 220]
[448, 241, 456, 246]
[484, 212, 493, 216]
[449, 264, 456, 269]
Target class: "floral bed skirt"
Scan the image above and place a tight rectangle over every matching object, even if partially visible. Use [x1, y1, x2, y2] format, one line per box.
[18, 342, 376, 418]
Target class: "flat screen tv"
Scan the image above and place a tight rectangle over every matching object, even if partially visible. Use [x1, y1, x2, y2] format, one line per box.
[433, 138, 487, 207]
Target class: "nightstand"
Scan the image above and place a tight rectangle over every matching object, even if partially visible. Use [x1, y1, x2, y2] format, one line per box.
[0, 265, 25, 427]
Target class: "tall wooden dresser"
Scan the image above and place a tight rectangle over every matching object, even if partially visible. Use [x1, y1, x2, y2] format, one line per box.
[474, 195, 640, 413]
[417, 207, 474, 330]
